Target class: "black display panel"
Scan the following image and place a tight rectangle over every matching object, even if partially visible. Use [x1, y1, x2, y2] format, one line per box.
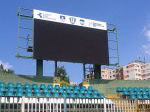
[33, 19, 109, 65]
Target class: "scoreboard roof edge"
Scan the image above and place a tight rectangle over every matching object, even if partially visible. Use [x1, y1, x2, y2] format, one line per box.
[33, 9, 107, 31]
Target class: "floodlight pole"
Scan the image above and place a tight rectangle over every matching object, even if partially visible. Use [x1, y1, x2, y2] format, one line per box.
[36, 59, 43, 77]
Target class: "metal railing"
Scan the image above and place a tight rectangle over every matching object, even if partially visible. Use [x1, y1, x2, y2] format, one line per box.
[0, 97, 150, 112]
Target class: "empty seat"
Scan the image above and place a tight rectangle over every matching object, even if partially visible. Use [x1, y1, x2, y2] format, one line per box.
[16, 83, 22, 88]
[25, 92, 32, 97]
[0, 82, 5, 88]
[32, 84, 38, 89]
[34, 92, 41, 97]
[48, 85, 53, 90]
[6, 92, 14, 97]
[40, 84, 46, 90]
[16, 92, 23, 97]
[45, 92, 51, 97]
[129, 95, 136, 99]
[7, 83, 15, 88]
[24, 83, 31, 89]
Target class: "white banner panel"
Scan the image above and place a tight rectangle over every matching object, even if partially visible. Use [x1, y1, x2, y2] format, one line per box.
[33, 9, 107, 30]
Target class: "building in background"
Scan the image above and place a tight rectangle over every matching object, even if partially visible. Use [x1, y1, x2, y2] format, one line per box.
[86, 60, 150, 81]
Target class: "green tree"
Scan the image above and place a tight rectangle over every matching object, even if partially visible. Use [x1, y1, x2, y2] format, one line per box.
[55, 66, 69, 83]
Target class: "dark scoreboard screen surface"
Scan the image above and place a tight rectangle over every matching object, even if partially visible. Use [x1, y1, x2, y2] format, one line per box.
[33, 10, 109, 65]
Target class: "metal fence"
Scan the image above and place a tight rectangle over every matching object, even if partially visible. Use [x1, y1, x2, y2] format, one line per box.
[0, 97, 150, 112]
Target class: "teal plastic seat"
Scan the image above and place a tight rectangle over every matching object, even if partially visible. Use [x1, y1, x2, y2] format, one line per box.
[70, 93, 75, 98]
[128, 87, 133, 92]
[78, 94, 83, 98]
[34, 92, 41, 97]
[137, 95, 142, 99]
[66, 89, 71, 93]
[43, 89, 48, 93]
[51, 88, 56, 93]
[62, 85, 67, 90]
[32, 84, 38, 89]
[0, 88, 5, 92]
[8, 88, 14, 92]
[17, 88, 23, 92]
[26, 89, 32, 93]
[45, 92, 51, 97]
[53, 92, 59, 97]
[34, 88, 40, 93]
[48, 85, 53, 90]
[0, 82, 5, 88]
[68, 85, 73, 90]
[129, 95, 136, 99]
[58, 89, 63, 93]
[55, 85, 60, 90]
[16, 83, 22, 88]
[62, 92, 67, 98]
[85, 93, 91, 98]
[0, 92, 4, 96]
[16, 92, 23, 97]
[40, 84, 46, 90]
[143, 95, 148, 99]
[93, 90, 98, 94]
[74, 86, 80, 90]
[24, 84, 31, 89]
[7, 82, 15, 88]
[122, 87, 127, 92]
[25, 92, 32, 97]
[6, 92, 14, 97]
[133, 87, 138, 92]
[122, 91, 129, 96]
[97, 93, 104, 99]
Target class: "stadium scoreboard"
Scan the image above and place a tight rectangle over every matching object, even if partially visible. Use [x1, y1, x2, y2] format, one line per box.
[33, 9, 109, 65]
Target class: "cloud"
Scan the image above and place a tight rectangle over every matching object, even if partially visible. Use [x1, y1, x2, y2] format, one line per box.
[142, 44, 150, 55]
[142, 24, 150, 55]
[0, 60, 13, 71]
[143, 25, 150, 41]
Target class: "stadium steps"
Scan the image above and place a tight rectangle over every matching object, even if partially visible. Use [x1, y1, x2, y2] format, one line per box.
[0, 71, 53, 85]
[89, 79, 150, 95]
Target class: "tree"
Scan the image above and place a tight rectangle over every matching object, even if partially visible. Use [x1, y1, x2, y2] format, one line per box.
[54, 66, 70, 83]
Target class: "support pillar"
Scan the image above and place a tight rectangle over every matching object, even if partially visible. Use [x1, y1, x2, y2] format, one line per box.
[36, 59, 43, 77]
[93, 64, 101, 79]
[83, 64, 86, 79]
[55, 61, 58, 76]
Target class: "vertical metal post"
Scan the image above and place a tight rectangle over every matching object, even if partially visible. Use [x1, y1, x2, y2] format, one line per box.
[55, 61, 58, 76]
[36, 59, 43, 77]
[64, 98, 67, 112]
[104, 98, 107, 112]
[83, 64, 86, 79]
[93, 64, 101, 79]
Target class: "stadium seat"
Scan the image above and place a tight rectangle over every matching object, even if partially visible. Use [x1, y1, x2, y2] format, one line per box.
[45, 92, 51, 97]
[129, 95, 136, 99]
[16, 92, 23, 97]
[55, 85, 60, 90]
[62, 92, 67, 98]
[32, 84, 38, 89]
[137, 95, 143, 99]
[7, 82, 15, 88]
[6, 91, 14, 97]
[16, 83, 22, 88]
[53, 92, 59, 97]
[48, 84, 53, 90]
[34, 92, 41, 97]
[24, 83, 31, 89]
[0, 82, 5, 88]
[25, 92, 32, 97]
[40, 84, 46, 90]
[143, 95, 148, 99]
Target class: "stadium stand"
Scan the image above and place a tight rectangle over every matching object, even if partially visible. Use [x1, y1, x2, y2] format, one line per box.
[116, 87, 150, 99]
[89, 79, 150, 95]
[0, 81, 104, 99]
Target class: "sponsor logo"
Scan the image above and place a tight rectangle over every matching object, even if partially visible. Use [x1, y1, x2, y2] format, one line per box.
[60, 15, 66, 22]
[80, 19, 85, 25]
[69, 17, 76, 24]
[93, 22, 104, 28]
[37, 13, 42, 18]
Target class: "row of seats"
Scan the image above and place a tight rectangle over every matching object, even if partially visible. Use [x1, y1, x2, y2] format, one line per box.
[130, 94, 150, 99]
[117, 87, 150, 93]
[117, 87, 150, 99]
[0, 82, 104, 99]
